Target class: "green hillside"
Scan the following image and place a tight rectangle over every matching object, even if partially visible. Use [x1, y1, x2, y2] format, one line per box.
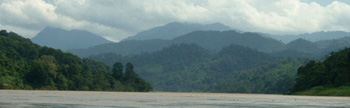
[0, 30, 152, 92]
[291, 48, 350, 96]
[90, 43, 309, 93]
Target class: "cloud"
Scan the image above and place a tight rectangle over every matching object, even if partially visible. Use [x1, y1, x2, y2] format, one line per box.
[0, 0, 350, 41]
[0, 0, 132, 41]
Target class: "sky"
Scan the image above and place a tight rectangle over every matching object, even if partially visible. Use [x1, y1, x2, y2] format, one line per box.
[0, 0, 349, 42]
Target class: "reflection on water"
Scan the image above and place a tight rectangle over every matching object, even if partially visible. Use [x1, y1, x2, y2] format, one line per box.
[0, 90, 349, 108]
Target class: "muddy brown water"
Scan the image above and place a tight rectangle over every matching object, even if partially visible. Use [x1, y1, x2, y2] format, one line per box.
[0, 90, 349, 108]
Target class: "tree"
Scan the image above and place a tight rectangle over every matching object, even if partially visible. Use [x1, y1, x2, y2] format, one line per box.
[124, 62, 135, 83]
[291, 48, 350, 93]
[0, 30, 152, 92]
[0, 30, 7, 36]
[26, 55, 58, 89]
[112, 62, 123, 81]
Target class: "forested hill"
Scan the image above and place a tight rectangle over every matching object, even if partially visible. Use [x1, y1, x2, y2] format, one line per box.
[291, 48, 350, 96]
[172, 31, 285, 52]
[90, 43, 309, 93]
[68, 30, 285, 57]
[69, 30, 350, 59]
[0, 30, 152, 92]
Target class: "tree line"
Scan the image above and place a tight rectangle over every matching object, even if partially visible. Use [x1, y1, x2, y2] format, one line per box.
[0, 30, 152, 91]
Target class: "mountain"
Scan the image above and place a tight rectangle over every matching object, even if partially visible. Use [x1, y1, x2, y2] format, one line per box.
[68, 39, 172, 57]
[89, 43, 309, 93]
[31, 27, 112, 50]
[68, 30, 285, 57]
[267, 31, 350, 43]
[291, 48, 350, 96]
[122, 22, 232, 41]
[285, 38, 321, 54]
[0, 30, 152, 91]
[172, 31, 285, 52]
[90, 43, 310, 93]
[270, 37, 350, 58]
[270, 39, 321, 58]
[317, 37, 350, 53]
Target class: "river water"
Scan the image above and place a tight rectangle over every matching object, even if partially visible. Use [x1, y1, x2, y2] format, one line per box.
[0, 90, 349, 108]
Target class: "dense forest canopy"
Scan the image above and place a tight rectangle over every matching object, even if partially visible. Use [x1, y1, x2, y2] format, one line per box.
[291, 48, 350, 95]
[90, 43, 310, 93]
[0, 30, 152, 92]
[1, 27, 349, 95]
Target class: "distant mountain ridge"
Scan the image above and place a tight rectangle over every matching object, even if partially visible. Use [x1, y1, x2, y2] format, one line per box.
[89, 43, 309, 93]
[285, 38, 321, 54]
[89, 43, 280, 92]
[31, 27, 112, 50]
[172, 31, 285, 52]
[68, 30, 285, 57]
[266, 31, 350, 43]
[122, 22, 232, 41]
[270, 37, 350, 58]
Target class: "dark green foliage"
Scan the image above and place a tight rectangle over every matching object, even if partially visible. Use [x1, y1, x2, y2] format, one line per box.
[293, 86, 350, 96]
[0, 30, 7, 36]
[209, 57, 309, 93]
[112, 62, 123, 81]
[90, 43, 308, 93]
[26, 55, 59, 89]
[291, 48, 350, 94]
[0, 30, 152, 91]
[124, 63, 135, 83]
[123, 63, 152, 92]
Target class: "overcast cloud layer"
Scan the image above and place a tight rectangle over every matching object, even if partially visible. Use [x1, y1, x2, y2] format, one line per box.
[0, 0, 349, 42]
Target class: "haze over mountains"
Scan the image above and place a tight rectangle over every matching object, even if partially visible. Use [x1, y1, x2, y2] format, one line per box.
[31, 27, 112, 50]
[3, 20, 350, 94]
[32, 22, 350, 56]
[89, 43, 308, 93]
[61, 22, 350, 93]
[265, 31, 350, 43]
[122, 22, 232, 41]
[68, 30, 286, 57]
[22, 21, 350, 93]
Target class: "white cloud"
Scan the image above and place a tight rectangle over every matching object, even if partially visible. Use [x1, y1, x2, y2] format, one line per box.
[0, 0, 350, 41]
[0, 0, 131, 41]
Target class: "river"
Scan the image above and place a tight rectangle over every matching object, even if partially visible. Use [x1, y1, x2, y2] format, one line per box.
[0, 90, 349, 108]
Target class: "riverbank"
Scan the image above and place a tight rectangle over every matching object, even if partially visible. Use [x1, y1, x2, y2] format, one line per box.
[293, 86, 350, 96]
[0, 90, 349, 107]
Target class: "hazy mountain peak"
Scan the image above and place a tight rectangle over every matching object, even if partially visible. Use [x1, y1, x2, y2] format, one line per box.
[32, 27, 112, 50]
[122, 22, 232, 41]
[267, 31, 350, 43]
[166, 22, 185, 26]
[286, 38, 320, 54]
